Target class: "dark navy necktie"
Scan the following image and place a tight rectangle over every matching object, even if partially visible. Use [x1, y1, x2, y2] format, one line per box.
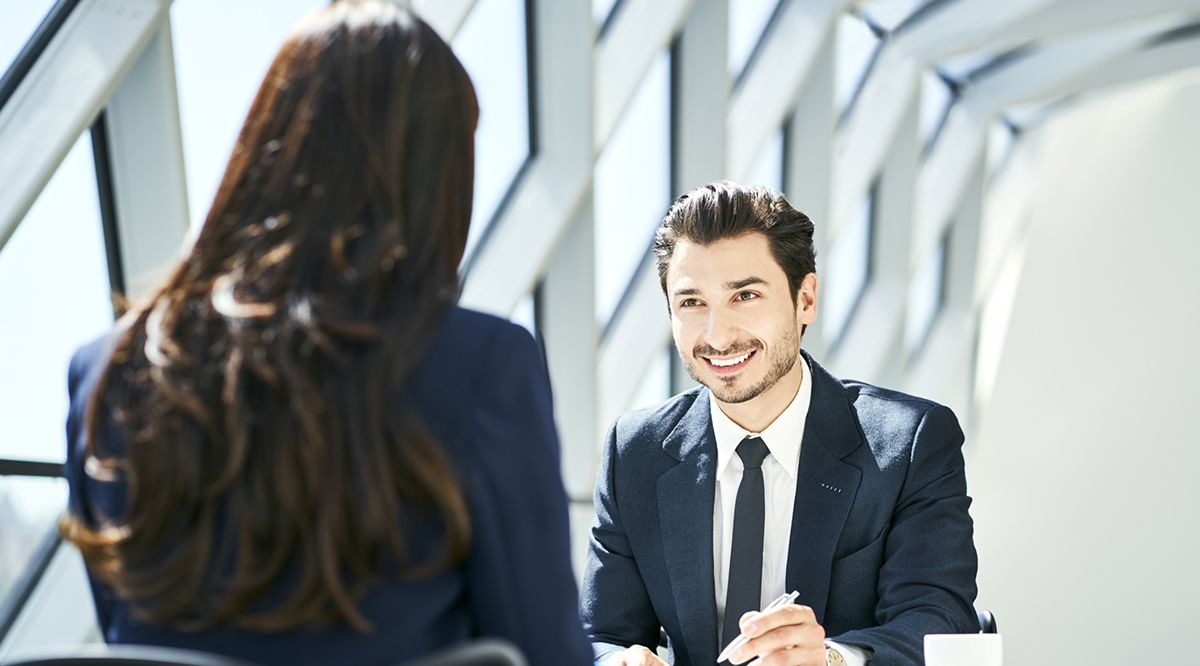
[721, 436, 770, 658]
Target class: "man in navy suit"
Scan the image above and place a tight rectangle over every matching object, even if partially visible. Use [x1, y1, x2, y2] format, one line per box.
[580, 182, 978, 666]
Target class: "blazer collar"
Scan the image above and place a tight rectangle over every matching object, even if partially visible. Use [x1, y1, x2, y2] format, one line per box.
[799, 349, 863, 460]
[785, 350, 864, 623]
[658, 389, 719, 666]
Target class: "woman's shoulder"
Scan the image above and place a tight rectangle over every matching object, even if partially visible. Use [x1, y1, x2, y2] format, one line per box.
[425, 306, 541, 370]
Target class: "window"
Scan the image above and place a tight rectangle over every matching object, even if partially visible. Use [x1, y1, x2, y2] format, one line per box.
[728, 0, 784, 81]
[0, 0, 59, 83]
[0, 477, 68, 611]
[594, 50, 672, 326]
[170, 0, 333, 233]
[628, 345, 673, 412]
[593, 0, 624, 33]
[822, 183, 874, 344]
[918, 68, 954, 154]
[0, 128, 108, 616]
[988, 119, 1018, 174]
[0, 133, 112, 465]
[834, 12, 882, 118]
[456, 0, 534, 265]
[510, 291, 538, 341]
[857, 0, 932, 33]
[743, 126, 785, 193]
[905, 232, 946, 355]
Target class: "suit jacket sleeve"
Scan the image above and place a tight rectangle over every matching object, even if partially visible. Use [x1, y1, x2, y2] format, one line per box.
[832, 403, 979, 665]
[579, 417, 662, 663]
[460, 322, 594, 666]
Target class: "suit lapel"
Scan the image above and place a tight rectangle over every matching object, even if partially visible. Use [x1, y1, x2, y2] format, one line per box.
[658, 390, 719, 666]
[786, 353, 863, 624]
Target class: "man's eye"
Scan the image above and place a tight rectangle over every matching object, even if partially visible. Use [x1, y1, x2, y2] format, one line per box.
[735, 292, 758, 301]
[680, 298, 700, 308]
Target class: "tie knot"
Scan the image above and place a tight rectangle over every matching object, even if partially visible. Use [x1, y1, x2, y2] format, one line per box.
[736, 437, 769, 469]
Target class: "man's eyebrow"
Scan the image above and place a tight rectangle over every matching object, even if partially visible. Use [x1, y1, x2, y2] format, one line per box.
[671, 287, 701, 298]
[726, 277, 767, 290]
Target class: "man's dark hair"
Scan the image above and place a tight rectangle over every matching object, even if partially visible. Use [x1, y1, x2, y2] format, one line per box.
[654, 180, 816, 304]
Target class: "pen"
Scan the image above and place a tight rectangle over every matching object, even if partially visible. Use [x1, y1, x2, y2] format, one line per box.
[717, 590, 800, 664]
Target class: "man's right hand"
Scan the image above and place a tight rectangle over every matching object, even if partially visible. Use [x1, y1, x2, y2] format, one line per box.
[602, 645, 669, 666]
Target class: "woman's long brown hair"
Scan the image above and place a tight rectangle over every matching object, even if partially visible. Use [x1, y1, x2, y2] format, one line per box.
[60, 1, 476, 632]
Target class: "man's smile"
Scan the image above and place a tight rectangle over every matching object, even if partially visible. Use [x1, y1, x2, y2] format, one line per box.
[702, 350, 756, 374]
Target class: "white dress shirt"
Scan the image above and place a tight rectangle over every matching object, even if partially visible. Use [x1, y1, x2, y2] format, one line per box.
[710, 358, 869, 666]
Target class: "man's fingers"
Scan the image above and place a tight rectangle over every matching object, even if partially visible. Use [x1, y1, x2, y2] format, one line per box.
[739, 603, 817, 637]
[730, 604, 825, 665]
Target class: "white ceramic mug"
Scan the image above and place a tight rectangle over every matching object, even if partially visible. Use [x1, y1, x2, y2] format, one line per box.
[923, 633, 1003, 666]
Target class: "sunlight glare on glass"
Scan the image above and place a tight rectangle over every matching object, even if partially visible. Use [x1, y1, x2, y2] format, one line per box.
[0, 0, 58, 83]
[0, 477, 69, 612]
[0, 133, 112, 464]
[593, 0, 622, 29]
[510, 292, 537, 339]
[728, 0, 783, 77]
[834, 12, 881, 114]
[987, 120, 1017, 175]
[594, 50, 671, 326]
[456, 0, 531, 265]
[918, 69, 953, 149]
[628, 346, 672, 412]
[170, 0, 328, 234]
[743, 127, 784, 193]
[905, 235, 945, 354]
[822, 189, 872, 343]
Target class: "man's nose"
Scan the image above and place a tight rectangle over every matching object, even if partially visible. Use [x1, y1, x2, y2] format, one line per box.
[703, 309, 738, 353]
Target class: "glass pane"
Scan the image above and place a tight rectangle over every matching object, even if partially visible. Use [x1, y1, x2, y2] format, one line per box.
[0, 476, 68, 610]
[822, 186, 872, 344]
[0, 133, 113, 464]
[594, 50, 671, 326]
[456, 0, 532, 264]
[728, 0, 783, 78]
[628, 345, 672, 412]
[987, 119, 1017, 174]
[834, 12, 881, 116]
[0, 0, 58, 84]
[510, 292, 537, 339]
[918, 68, 953, 150]
[743, 127, 784, 193]
[170, 0, 328, 234]
[905, 234, 945, 354]
[593, 0, 622, 30]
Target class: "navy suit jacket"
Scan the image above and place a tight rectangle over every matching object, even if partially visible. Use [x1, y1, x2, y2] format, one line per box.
[580, 351, 978, 666]
[66, 306, 593, 666]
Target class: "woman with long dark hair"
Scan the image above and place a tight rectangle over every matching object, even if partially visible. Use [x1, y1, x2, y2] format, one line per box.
[60, 3, 591, 664]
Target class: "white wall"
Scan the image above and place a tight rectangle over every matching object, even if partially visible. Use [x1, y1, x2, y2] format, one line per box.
[968, 67, 1200, 665]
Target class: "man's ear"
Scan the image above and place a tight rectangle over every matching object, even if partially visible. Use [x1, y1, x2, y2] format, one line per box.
[796, 273, 817, 327]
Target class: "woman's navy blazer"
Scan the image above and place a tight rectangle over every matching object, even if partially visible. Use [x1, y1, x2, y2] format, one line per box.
[65, 306, 593, 666]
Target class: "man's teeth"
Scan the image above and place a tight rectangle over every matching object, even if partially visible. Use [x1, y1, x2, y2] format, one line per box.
[709, 352, 751, 367]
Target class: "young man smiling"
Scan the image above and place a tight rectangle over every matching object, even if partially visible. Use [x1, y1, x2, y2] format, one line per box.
[580, 182, 978, 666]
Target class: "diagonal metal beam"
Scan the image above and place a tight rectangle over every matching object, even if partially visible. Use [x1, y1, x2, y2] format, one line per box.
[460, 0, 593, 316]
[0, 0, 173, 255]
[912, 12, 1192, 263]
[727, 0, 841, 182]
[594, 0, 695, 154]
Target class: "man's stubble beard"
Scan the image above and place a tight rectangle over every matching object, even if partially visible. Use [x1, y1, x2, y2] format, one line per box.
[679, 320, 801, 404]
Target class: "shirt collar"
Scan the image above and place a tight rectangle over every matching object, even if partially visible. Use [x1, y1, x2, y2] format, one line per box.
[710, 355, 813, 480]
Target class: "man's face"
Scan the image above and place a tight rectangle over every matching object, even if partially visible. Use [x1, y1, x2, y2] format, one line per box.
[666, 232, 816, 405]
